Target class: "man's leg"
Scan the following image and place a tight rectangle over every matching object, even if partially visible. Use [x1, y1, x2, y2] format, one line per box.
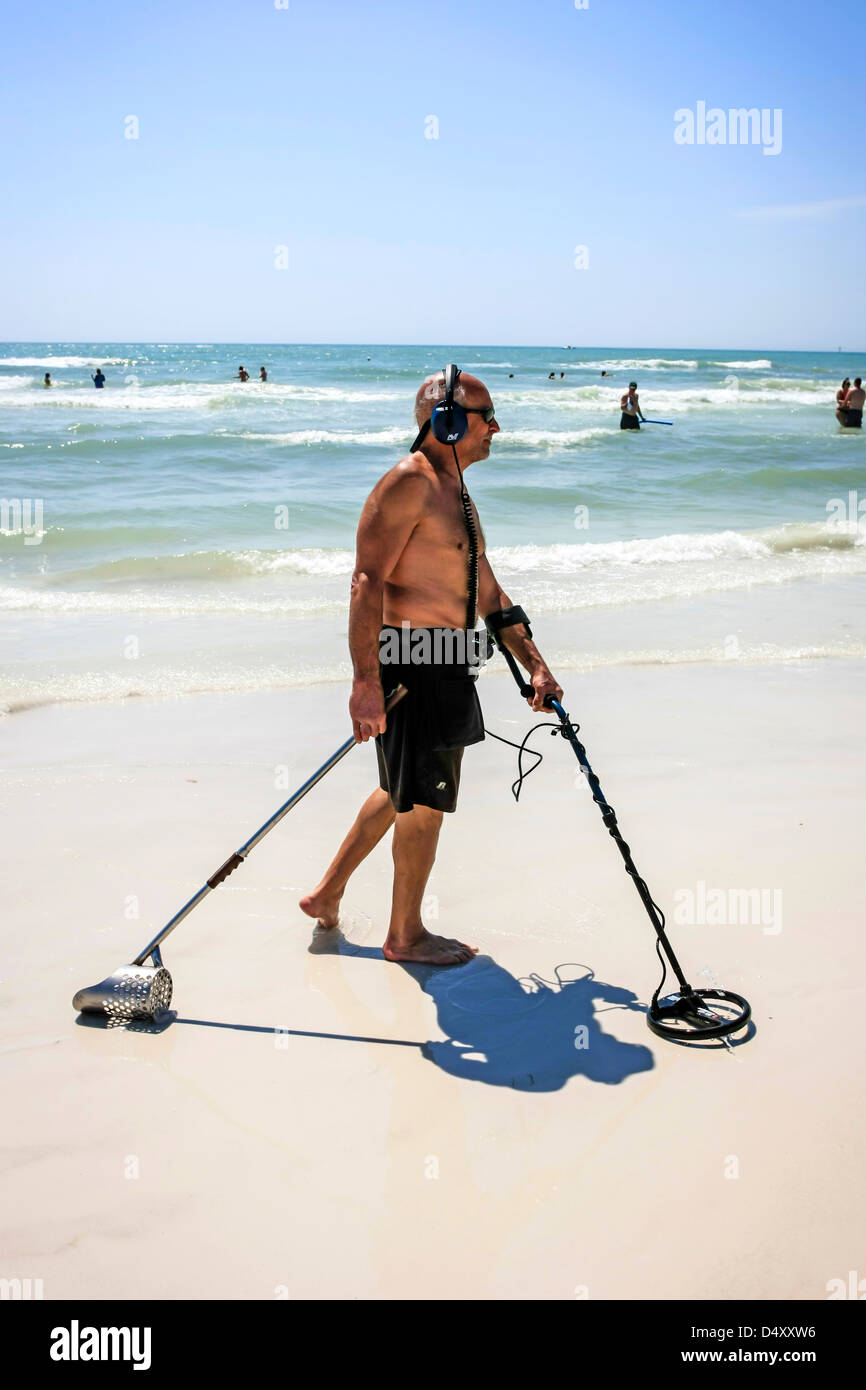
[383, 804, 477, 966]
[300, 786, 396, 928]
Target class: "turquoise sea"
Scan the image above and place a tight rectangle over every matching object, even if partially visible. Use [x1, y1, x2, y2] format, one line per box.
[1, 342, 864, 713]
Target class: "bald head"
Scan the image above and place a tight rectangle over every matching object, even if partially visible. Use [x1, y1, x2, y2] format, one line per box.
[413, 369, 490, 426]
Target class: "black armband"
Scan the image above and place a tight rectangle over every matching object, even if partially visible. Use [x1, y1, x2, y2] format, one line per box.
[484, 604, 533, 642]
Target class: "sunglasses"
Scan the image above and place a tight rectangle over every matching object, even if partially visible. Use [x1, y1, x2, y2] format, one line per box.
[464, 405, 497, 423]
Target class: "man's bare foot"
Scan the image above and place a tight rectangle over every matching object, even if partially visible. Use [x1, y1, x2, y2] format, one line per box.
[299, 887, 343, 930]
[383, 928, 478, 966]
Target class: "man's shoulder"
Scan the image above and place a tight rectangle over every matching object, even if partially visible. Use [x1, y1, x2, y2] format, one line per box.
[379, 451, 436, 493]
[365, 452, 435, 519]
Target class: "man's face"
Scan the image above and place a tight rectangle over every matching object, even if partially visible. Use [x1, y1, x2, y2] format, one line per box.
[463, 391, 500, 462]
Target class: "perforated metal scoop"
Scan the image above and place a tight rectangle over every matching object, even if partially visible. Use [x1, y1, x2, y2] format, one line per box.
[73, 960, 173, 1023]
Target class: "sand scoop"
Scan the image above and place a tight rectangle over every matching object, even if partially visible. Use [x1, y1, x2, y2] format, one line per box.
[72, 686, 408, 1024]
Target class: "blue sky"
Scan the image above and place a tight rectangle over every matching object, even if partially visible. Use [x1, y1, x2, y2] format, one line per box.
[1, 0, 863, 348]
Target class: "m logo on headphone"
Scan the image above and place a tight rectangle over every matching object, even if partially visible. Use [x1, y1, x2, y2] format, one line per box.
[431, 364, 469, 445]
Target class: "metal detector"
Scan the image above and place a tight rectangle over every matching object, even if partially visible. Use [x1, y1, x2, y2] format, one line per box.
[492, 641, 751, 1044]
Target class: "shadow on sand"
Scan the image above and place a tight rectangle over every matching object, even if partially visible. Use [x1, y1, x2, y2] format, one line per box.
[75, 934, 656, 1089]
[407, 955, 654, 1090]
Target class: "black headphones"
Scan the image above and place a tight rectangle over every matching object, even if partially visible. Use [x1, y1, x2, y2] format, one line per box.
[430, 363, 469, 444]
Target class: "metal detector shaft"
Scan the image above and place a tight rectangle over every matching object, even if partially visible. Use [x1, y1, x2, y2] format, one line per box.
[544, 696, 689, 990]
[496, 644, 691, 991]
[133, 684, 408, 966]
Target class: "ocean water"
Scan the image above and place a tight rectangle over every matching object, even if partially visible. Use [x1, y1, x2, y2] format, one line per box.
[1, 342, 864, 714]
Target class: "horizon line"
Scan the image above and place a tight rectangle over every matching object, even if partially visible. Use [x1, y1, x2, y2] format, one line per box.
[0, 340, 862, 354]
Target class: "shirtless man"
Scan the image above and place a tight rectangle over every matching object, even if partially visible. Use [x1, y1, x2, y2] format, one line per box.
[300, 368, 562, 965]
[620, 380, 645, 430]
[839, 376, 864, 428]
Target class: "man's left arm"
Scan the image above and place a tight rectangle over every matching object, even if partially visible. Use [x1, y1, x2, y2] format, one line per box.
[477, 552, 563, 712]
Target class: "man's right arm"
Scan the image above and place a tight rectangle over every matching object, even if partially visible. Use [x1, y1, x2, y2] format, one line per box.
[348, 463, 430, 742]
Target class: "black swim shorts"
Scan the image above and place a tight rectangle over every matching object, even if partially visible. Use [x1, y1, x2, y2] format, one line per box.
[843, 408, 862, 428]
[620, 412, 641, 430]
[375, 627, 486, 814]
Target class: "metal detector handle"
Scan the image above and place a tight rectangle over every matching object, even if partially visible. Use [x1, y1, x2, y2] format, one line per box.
[208, 851, 245, 888]
[383, 683, 410, 714]
[498, 642, 535, 699]
[498, 639, 565, 709]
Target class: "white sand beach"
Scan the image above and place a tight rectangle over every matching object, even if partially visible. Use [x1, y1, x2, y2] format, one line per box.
[2, 657, 863, 1300]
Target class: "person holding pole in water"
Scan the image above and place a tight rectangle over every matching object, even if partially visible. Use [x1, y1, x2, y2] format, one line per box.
[620, 380, 645, 430]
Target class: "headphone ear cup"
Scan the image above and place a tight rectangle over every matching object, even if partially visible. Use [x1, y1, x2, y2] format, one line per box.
[431, 400, 468, 444]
